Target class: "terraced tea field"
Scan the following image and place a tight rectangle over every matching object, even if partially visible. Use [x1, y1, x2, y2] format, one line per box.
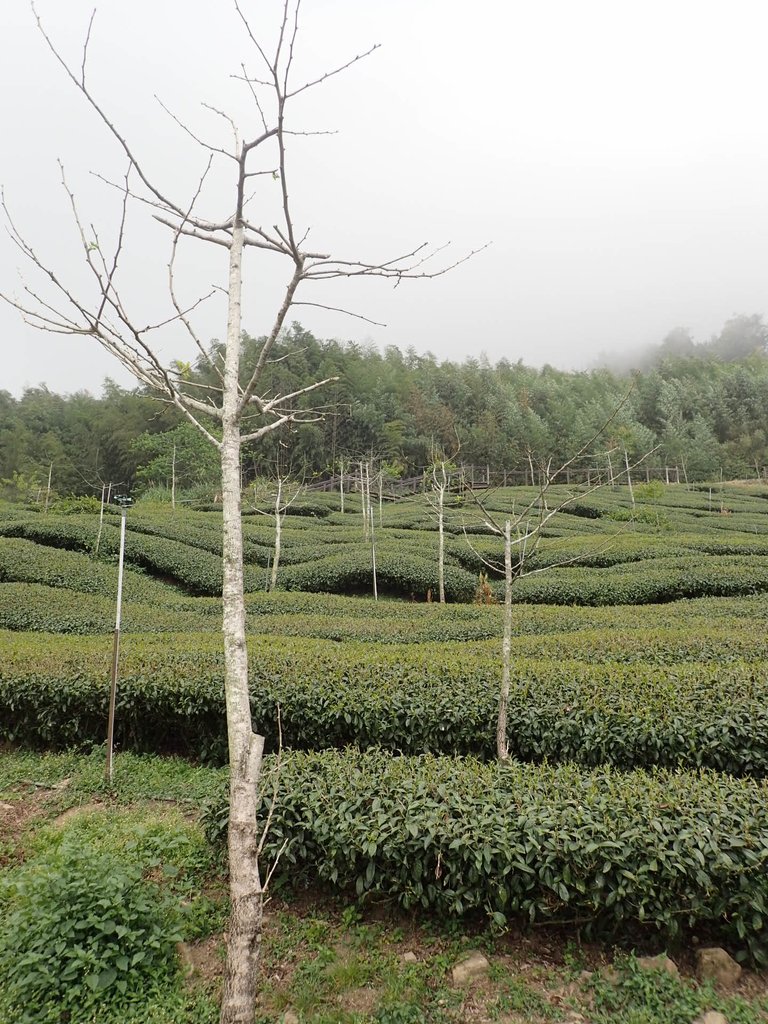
[2, 482, 768, 1022]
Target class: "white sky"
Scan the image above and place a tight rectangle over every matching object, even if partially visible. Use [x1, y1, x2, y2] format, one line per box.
[2, 0, 768, 396]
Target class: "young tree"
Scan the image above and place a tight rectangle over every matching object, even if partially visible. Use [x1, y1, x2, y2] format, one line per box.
[2, 5, 478, 1020]
[251, 462, 303, 591]
[425, 444, 461, 604]
[466, 417, 657, 761]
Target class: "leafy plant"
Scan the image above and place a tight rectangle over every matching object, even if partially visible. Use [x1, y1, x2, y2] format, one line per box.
[0, 842, 183, 1022]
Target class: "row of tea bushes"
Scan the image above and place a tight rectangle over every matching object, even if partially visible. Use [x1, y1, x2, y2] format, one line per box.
[0, 538, 181, 605]
[3, 631, 768, 774]
[279, 548, 478, 601]
[507, 555, 768, 605]
[5, 581, 768, 667]
[203, 748, 768, 962]
[0, 583, 220, 635]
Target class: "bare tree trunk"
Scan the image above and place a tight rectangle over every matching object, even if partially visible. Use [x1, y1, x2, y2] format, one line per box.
[94, 483, 106, 557]
[219, 222, 265, 1024]
[624, 447, 634, 505]
[437, 479, 446, 604]
[496, 519, 512, 761]
[44, 462, 52, 512]
[370, 499, 378, 601]
[360, 461, 369, 540]
[270, 477, 283, 592]
[171, 442, 176, 511]
[339, 458, 345, 514]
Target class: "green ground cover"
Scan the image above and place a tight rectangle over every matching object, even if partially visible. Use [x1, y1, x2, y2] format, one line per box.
[2, 483, 768, 1020]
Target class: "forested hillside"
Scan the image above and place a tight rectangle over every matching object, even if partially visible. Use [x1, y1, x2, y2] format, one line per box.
[3, 316, 768, 498]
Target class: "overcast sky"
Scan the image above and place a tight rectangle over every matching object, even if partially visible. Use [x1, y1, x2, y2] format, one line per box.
[2, 0, 768, 396]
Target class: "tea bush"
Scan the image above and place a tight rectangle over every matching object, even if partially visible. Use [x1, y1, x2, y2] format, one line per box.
[204, 748, 768, 961]
[3, 631, 768, 774]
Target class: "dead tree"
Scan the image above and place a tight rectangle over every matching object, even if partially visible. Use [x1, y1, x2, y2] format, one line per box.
[1, 4, 480, 1021]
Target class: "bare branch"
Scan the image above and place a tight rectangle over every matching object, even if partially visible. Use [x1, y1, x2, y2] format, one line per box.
[156, 94, 237, 160]
[292, 301, 385, 327]
[259, 375, 340, 413]
[241, 413, 295, 445]
[154, 217, 232, 248]
[286, 42, 381, 99]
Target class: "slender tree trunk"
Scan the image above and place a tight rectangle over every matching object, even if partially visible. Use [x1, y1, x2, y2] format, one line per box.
[94, 483, 106, 557]
[219, 220, 265, 1024]
[370, 500, 378, 601]
[339, 458, 345, 514]
[624, 448, 634, 505]
[171, 442, 176, 511]
[360, 461, 369, 540]
[437, 481, 446, 604]
[44, 462, 52, 512]
[270, 478, 283, 592]
[496, 520, 513, 761]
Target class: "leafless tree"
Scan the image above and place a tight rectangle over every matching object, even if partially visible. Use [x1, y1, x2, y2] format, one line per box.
[466, 424, 658, 761]
[251, 460, 303, 591]
[1, 4, 480, 1021]
[425, 442, 461, 604]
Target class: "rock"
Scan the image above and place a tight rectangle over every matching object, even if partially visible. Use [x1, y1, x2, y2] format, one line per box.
[451, 950, 490, 985]
[692, 1012, 729, 1024]
[637, 954, 679, 977]
[401, 951, 419, 964]
[696, 947, 742, 991]
[282, 1012, 300, 1024]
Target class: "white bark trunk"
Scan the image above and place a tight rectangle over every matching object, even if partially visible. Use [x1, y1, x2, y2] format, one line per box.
[624, 448, 634, 505]
[219, 220, 265, 1024]
[171, 442, 176, 511]
[496, 520, 513, 761]
[437, 482, 446, 604]
[94, 483, 106, 557]
[270, 478, 282, 592]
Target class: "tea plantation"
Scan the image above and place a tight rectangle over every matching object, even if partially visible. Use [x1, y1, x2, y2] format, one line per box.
[2, 482, 768, 1020]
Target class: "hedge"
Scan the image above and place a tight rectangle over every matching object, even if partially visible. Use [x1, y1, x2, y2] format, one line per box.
[203, 748, 768, 962]
[279, 549, 478, 601]
[3, 631, 768, 775]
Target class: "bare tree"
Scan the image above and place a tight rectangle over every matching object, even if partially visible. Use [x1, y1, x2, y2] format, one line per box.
[466, 426, 658, 760]
[2, 4, 480, 1021]
[425, 443, 461, 604]
[251, 461, 303, 591]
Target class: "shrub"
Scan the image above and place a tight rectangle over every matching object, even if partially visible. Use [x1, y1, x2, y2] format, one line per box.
[204, 749, 768, 962]
[4, 631, 768, 775]
[0, 843, 182, 1022]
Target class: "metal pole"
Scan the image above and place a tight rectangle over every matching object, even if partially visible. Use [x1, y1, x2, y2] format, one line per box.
[105, 509, 127, 785]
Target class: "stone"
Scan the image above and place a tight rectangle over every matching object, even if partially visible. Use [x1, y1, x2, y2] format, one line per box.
[451, 950, 490, 985]
[692, 1012, 729, 1024]
[401, 951, 419, 964]
[696, 947, 742, 991]
[636, 954, 679, 977]
[282, 1012, 300, 1024]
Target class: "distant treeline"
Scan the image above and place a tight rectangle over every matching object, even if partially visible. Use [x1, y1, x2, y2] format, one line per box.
[3, 316, 768, 499]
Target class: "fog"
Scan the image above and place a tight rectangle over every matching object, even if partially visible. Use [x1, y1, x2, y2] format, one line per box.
[2, 0, 768, 396]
